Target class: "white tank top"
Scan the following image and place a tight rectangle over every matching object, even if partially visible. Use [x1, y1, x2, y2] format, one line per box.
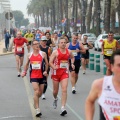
[98, 76, 120, 120]
[52, 38, 59, 51]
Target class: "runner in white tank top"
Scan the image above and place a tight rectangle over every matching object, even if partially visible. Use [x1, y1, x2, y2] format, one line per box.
[85, 50, 120, 120]
[98, 76, 120, 120]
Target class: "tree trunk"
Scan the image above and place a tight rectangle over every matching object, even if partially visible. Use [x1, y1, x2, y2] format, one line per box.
[72, 0, 75, 31]
[46, 7, 49, 27]
[104, 0, 111, 33]
[86, 0, 93, 33]
[111, 8, 116, 32]
[60, 0, 63, 30]
[94, 0, 101, 36]
[65, 0, 69, 32]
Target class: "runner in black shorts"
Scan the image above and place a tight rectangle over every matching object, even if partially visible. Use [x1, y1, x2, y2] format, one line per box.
[81, 35, 93, 74]
[40, 36, 51, 99]
[67, 33, 85, 94]
[22, 40, 48, 117]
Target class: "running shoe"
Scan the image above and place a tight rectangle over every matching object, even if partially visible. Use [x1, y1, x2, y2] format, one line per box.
[36, 108, 42, 117]
[42, 94, 46, 100]
[17, 72, 21, 77]
[72, 87, 76, 94]
[60, 107, 67, 116]
[83, 70, 86, 74]
[53, 97, 58, 109]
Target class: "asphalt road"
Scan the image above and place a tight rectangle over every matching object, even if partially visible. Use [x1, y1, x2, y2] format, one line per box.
[0, 49, 104, 120]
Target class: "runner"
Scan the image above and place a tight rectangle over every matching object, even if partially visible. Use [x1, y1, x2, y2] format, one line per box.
[13, 31, 28, 77]
[85, 49, 120, 120]
[35, 30, 41, 42]
[49, 37, 75, 116]
[40, 36, 51, 100]
[24, 30, 34, 53]
[52, 32, 59, 51]
[21, 40, 48, 117]
[67, 33, 85, 94]
[45, 32, 54, 47]
[81, 35, 93, 74]
[101, 31, 119, 76]
[78, 33, 82, 43]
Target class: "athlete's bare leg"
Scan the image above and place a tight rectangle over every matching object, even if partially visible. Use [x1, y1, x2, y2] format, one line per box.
[60, 78, 68, 107]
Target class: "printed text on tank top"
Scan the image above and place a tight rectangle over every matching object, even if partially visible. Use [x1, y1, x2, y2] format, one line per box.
[29, 51, 43, 78]
[52, 49, 70, 75]
[98, 76, 120, 120]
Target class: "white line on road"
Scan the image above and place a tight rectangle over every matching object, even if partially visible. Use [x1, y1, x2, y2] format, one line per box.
[48, 86, 84, 120]
[23, 76, 40, 120]
[0, 116, 25, 119]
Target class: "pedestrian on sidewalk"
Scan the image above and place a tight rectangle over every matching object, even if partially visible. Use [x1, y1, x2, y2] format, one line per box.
[4, 30, 11, 51]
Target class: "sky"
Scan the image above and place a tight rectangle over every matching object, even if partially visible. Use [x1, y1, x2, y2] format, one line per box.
[9, 0, 34, 23]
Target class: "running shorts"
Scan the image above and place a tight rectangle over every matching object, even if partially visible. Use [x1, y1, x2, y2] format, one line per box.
[69, 59, 81, 74]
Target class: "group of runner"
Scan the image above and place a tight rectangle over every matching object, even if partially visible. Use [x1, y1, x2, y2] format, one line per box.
[13, 30, 120, 119]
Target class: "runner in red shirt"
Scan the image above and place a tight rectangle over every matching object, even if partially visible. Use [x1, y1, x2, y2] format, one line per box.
[13, 31, 28, 77]
[49, 37, 75, 116]
[21, 40, 48, 117]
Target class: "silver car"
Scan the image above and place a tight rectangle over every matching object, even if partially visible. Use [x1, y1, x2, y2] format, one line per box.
[81, 33, 97, 45]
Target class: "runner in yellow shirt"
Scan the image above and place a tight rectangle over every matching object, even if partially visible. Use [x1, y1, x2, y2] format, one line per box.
[24, 30, 34, 53]
[101, 31, 119, 75]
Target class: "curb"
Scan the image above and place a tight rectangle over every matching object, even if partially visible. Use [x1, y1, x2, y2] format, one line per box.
[0, 52, 14, 56]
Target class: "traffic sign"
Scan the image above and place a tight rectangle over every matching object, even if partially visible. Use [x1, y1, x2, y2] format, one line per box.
[5, 12, 13, 20]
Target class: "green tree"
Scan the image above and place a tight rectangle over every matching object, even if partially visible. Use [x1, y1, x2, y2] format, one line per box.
[21, 18, 29, 26]
[12, 10, 24, 27]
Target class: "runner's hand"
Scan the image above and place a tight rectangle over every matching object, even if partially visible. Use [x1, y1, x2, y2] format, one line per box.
[113, 47, 116, 51]
[101, 51, 104, 55]
[43, 71, 47, 76]
[76, 49, 79, 53]
[21, 71, 27, 77]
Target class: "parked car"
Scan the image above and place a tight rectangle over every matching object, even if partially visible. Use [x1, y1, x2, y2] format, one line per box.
[81, 33, 97, 45]
[94, 34, 120, 51]
[94, 34, 108, 51]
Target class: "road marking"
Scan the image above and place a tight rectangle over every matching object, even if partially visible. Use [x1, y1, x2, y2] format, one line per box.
[48, 86, 84, 120]
[23, 76, 40, 120]
[0, 116, 25, 119]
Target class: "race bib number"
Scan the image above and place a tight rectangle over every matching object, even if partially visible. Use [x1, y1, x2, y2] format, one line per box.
[107, 49, 113, 55]
[84, 45, 88, 49]
[72, 50, 78, 56]
[17, 47, 22, 52]
[31, 61, 41, 69]
[60, 60, 68, 69]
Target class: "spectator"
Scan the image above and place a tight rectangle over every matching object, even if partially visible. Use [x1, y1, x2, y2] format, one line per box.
[4, 30, 11, 51]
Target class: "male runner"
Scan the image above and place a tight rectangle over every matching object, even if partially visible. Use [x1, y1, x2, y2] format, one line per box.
[49, 37, 75, 116]
[101, 31, 119, 75]
[67, 33, 85, 94]
[21, 40, 48, 117]
[40, 36, 51, 99]
[85, 49, 120, 120]
[81, 35, 93, 74]
[24, 30, 34, 53]
[13, 31, 28, 77]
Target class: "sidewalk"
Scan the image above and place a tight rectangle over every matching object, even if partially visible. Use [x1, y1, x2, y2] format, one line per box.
[0, 38, 14, 56]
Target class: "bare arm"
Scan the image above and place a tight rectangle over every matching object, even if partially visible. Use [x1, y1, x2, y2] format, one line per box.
[79, 43, 86, 54]
[49, 50, 57, 69]
[88, 42, 93, 49]
[85, 79, 103, 120]
[116, 41, 120, 49]
[69, 50, 75, 64]
[101, 41, 104, 54]
[23, 54, 30, 73]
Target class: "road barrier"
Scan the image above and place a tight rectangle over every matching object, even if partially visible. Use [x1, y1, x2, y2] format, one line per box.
[103, 61, 107, 75]
[89, 53, 94, 70]
[95, 54, 100, 72]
